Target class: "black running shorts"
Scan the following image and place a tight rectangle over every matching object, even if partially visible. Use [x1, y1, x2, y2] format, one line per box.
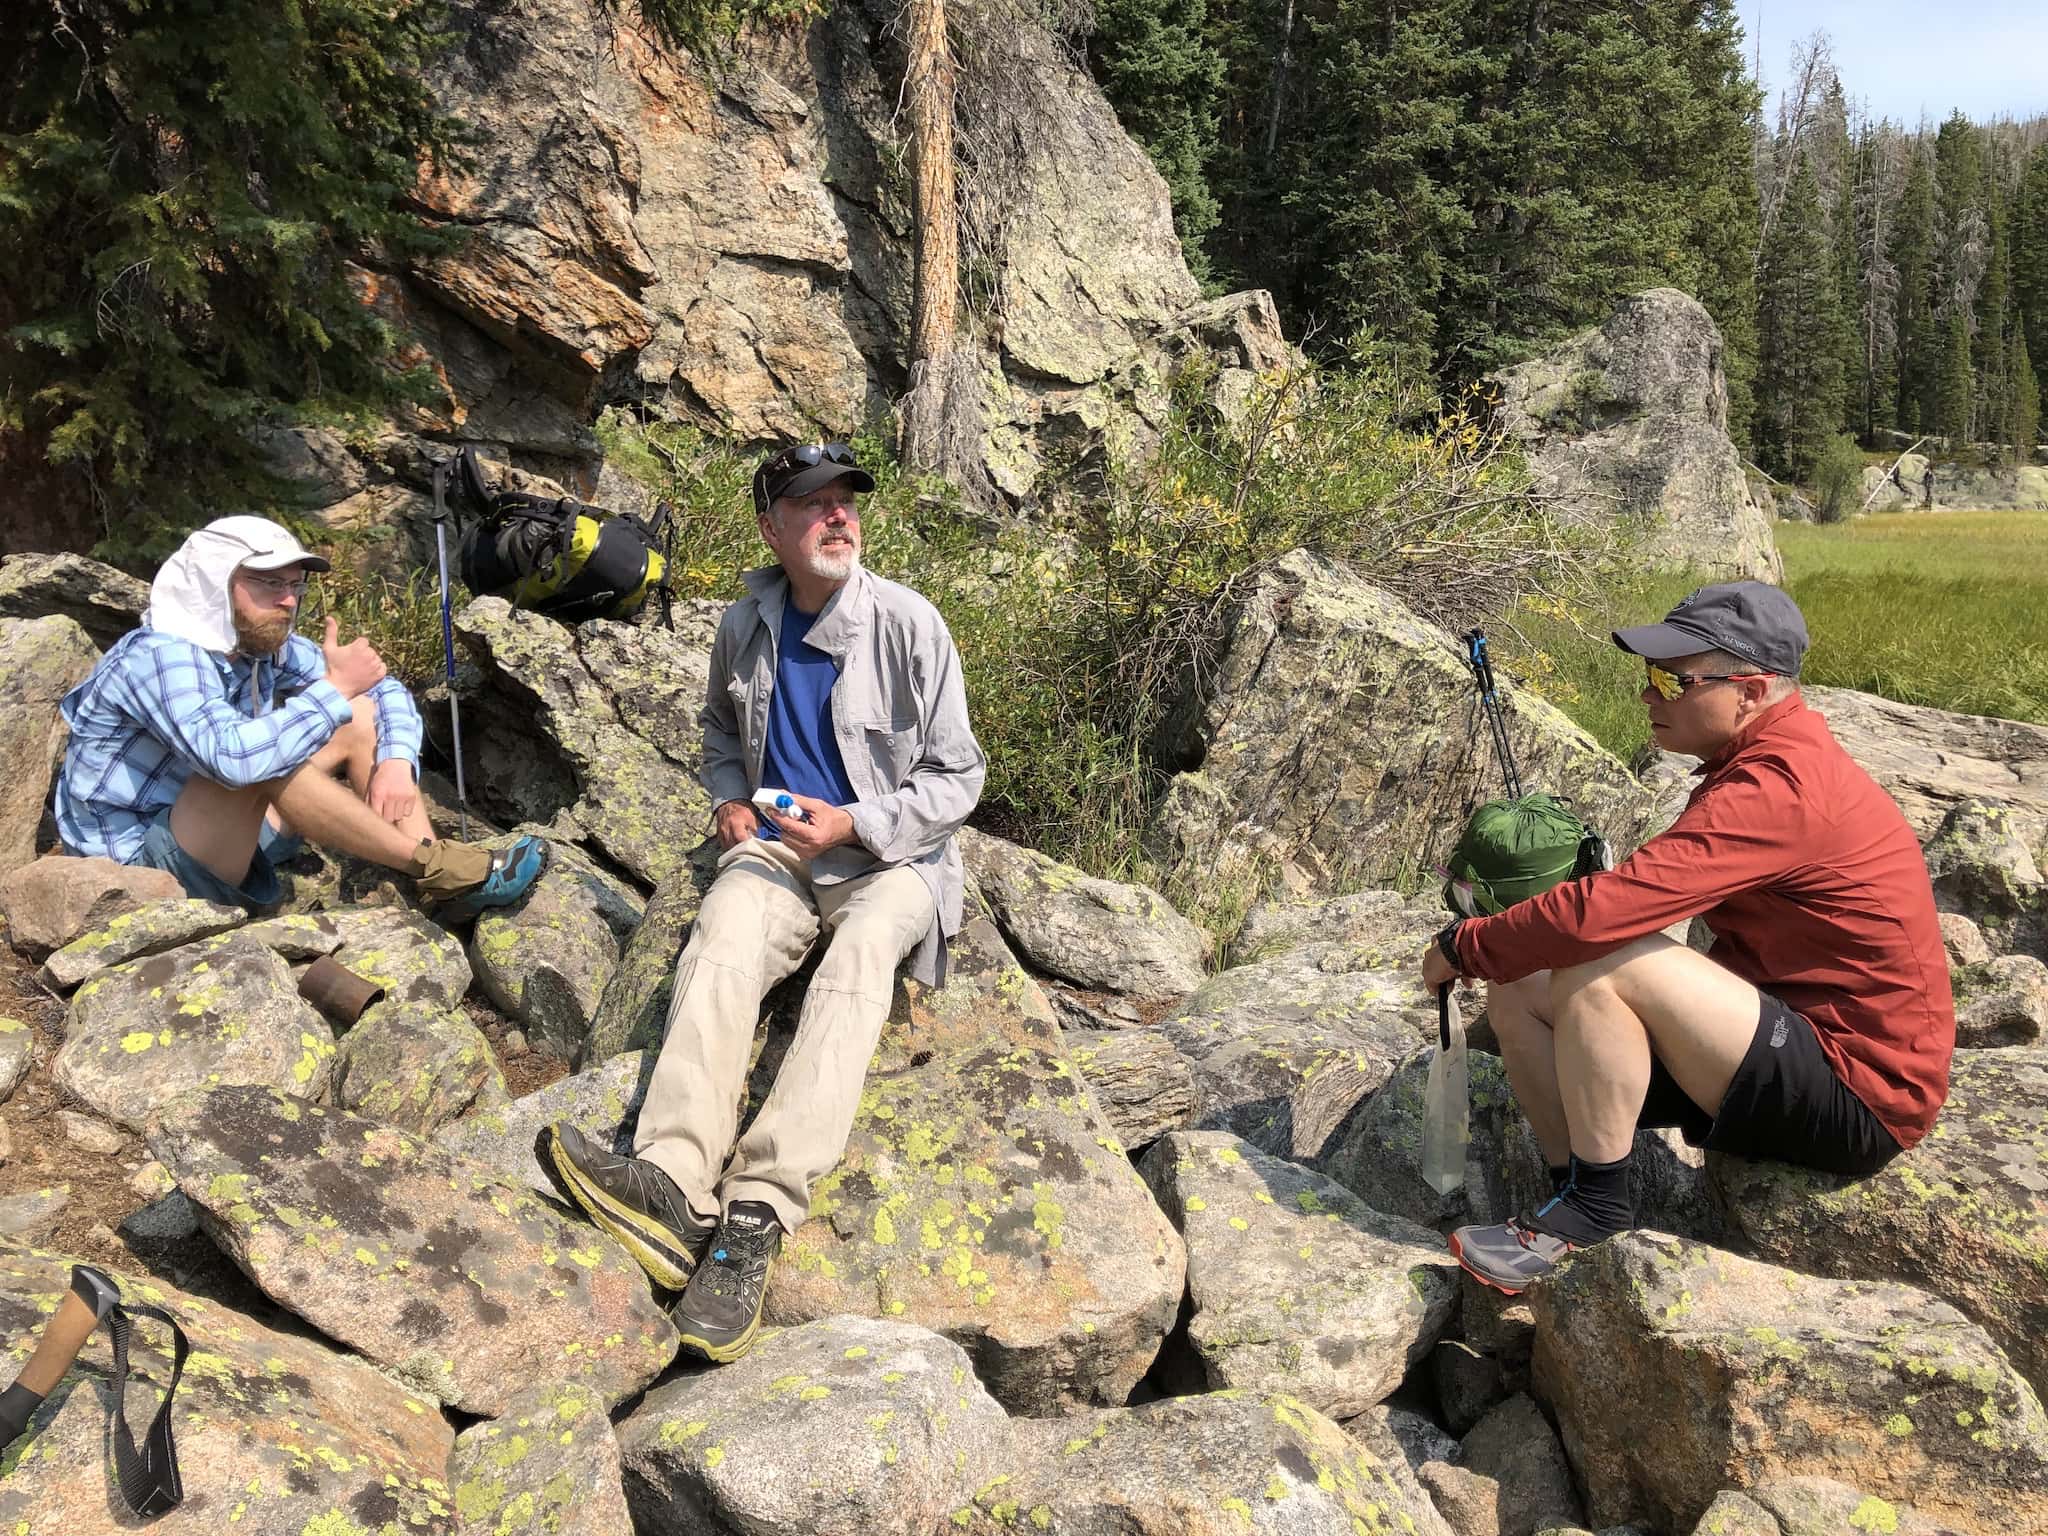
[1637, 991, 1902, 1177]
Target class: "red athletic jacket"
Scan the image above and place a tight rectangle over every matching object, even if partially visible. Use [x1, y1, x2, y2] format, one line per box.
[1455, 693, 1954, 1148]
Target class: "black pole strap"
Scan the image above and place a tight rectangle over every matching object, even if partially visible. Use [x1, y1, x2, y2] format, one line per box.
[1437, 980, 1454, 1052]
[105, 1297, 188, 1516]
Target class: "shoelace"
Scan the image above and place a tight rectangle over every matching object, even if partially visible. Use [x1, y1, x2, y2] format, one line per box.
[698, 1223, 777, 1301]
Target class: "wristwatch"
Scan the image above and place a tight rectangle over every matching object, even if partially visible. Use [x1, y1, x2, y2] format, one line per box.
[1435, 917, 1467, 976]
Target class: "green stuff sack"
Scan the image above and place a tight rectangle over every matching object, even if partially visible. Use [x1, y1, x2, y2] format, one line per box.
[1442, 793, 1605, 916]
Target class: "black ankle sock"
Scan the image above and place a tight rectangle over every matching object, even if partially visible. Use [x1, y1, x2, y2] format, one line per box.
[1547, 1163, 1571, 1194]
[1526, 1153, 1634, 1246]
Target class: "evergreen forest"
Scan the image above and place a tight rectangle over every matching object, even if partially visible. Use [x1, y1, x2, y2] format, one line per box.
[1088, 3, 2048, 476]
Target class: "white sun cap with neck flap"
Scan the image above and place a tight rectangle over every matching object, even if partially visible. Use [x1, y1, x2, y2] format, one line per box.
[143, 515, 331, 656]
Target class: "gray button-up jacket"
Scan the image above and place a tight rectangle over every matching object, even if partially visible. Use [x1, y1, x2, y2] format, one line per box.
[699, 564, 986, 986]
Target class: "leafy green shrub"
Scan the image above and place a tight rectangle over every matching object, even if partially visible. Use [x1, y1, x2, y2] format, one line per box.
[1810, 433, 1865, 524]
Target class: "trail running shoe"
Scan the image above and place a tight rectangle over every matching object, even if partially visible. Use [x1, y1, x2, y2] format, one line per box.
[672, 1201, 782, 1363]
[539, 1122, 712, 1290]
[1448, 1217, 1582, 1295]
[431, 834, 550, 923]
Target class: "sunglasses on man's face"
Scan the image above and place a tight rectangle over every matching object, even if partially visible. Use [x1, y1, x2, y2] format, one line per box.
[1645, 662, 1773, 701]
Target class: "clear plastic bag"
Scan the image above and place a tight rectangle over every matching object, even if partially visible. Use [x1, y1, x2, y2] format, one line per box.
[1422, 982, 1470, 1196]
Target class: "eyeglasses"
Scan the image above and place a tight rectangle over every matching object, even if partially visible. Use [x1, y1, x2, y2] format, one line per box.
[241, 571, 310, 600]
[1646, 662, 1773, 701]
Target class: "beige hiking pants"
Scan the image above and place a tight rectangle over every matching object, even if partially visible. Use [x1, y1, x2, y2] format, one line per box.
[633, 836, 935, 1235]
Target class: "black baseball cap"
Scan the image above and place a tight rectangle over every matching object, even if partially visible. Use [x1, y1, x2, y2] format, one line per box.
[1611, 581, 1809, 677]
[753, 442, 875, 513]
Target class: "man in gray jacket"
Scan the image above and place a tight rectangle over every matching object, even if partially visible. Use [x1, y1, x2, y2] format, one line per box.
[545, 442, 985, 1363]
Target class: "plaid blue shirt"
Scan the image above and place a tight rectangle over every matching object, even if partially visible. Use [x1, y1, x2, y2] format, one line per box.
[56, 628, 423, 863]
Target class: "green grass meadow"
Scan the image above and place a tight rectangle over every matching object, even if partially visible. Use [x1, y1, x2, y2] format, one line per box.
[1504, 509, 2048, 763]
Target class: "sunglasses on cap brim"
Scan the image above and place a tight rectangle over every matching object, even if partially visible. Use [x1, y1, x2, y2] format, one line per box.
[1645, 662, 1774, 701]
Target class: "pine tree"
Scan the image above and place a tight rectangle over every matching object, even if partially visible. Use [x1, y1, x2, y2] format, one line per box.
[1889, 143, 1938, 432]
[2007, 328, 2040, 465]
[0, 0, 461, 557]
[1089, 0, 1225, 285]
[1935, 305, 1974, 446]
[1754, 157, 1845, 478]
[2013, 144, 2048, 368]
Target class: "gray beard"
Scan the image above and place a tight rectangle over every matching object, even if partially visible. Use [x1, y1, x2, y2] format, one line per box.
[805, 547, 860, 583]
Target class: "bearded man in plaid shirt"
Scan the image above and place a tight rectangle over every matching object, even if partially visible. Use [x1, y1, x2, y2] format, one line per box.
[56, 515, 545, 917]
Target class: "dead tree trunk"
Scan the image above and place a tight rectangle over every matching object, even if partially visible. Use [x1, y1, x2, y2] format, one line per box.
[898, 0, 977, 481]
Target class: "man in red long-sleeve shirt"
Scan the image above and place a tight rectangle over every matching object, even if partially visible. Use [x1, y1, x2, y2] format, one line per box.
[1422, 581, 1953, 1294]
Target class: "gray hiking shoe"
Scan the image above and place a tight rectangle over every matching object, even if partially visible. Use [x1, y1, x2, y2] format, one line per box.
[672, 1201, 782, 1364]
[1448, 1217, 1584, 1295]
[538, 1122, 713, 1290]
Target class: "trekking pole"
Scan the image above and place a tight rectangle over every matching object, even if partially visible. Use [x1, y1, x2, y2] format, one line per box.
[1464, 629, 1523, 799]
[432, 460, 470, 841]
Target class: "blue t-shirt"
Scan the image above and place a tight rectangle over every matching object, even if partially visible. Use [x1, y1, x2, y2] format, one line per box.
[757, 599, 857, 840]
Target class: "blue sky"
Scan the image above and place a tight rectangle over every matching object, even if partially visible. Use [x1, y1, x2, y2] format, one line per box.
[1740, 2, 2048, 125]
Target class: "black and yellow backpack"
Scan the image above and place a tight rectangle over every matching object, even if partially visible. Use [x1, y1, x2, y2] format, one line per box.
[447, 447, 669, 624]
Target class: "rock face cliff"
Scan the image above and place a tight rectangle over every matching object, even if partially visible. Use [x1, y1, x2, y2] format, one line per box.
[325, 0, 1286, 522]
[1489, 288, 1780, 583]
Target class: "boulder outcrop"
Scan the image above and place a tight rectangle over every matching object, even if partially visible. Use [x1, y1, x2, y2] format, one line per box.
[0, 617, 98, 876]
[1490, 288, 1780, 582]
[1531, 1232, 2048, 1535]
[1146, 551, 1660, 907]
[0, 1244, 455, 1536]
[148, 1085, 677, 1414]
[766, 919, 1186, 1415]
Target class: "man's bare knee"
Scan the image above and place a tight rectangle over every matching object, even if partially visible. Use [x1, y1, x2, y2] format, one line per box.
[1550, 934, 1679, 1009]
[1486, 975, 1552, 1042]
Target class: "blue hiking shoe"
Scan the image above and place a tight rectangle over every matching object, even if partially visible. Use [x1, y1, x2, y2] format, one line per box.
[428, 834, 549, 922]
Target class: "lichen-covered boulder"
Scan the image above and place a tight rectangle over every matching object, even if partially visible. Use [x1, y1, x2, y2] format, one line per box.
[769, 919, 1186, 1415]
[147, 1085, 676, 1414]
[0, 550, 148, 647]
[54, 932, 334, 1132]
[1144, 551, 1660, 909]
[1227, 887, 1447, 969]
[324, 903, 475, 1008]
[949, 1391, 1449, 1535]
[38, 896, 245, 990]
[1530, 1232, 2048, 1535]
[0, 1243, 454, 1536]
[1064, 1027, 1199, 1150]
[0, 852, 182, 958]
[1922, 796, 2045, 945]
[436, 1051, 651, 1195]
[1489, 289, 1780, 583]
[0, 615, 99, 877]
[1712, 1047, 2048, 1402]
[580, 841, 720, 1066]
[471, 857, 624, 1060]
[455, 598, 716, 887]
[1801, 685, 2048, 844]
[1160, 944, 1437, 1159]
[1952, 953, 2048, 1047]
[1686, 1478, 1958, 1536]
[1139, 1130, 1457, 1417]
[239, 909, 349, 960]
[331, 997, 504, 1136]
[450, 1381, 632, 1536]
[960, 826, 1209, 997]
[617, 1317, 1010, 1536]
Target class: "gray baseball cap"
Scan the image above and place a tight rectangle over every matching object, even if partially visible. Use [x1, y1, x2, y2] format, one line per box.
[1611, 581, 1809, 676]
